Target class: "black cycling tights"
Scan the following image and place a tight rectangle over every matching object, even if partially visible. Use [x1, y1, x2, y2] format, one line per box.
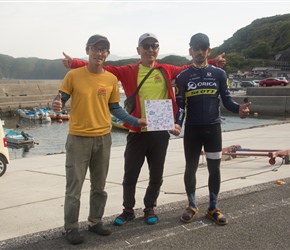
[183, 124, 222, 195]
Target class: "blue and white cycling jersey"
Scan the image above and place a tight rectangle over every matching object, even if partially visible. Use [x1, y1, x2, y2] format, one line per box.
[175, 64, 240, 127]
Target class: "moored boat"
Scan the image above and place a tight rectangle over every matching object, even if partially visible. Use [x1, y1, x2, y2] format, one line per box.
[4, 128, 34, 145]
[18, 108, 51, 122]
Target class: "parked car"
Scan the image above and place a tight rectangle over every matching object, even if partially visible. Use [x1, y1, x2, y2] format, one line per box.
[276, 77, 289, 83]
[240, 81, 255, 87]
[252, 80, 261, 86]
[0, 119, 10, 177]
[259, 78, 289, 87]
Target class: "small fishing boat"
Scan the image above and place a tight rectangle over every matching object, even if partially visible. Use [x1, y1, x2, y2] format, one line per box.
[18, 108, 51, 122]
[111, 116, 128, 130]
[4, 128, 35, 145]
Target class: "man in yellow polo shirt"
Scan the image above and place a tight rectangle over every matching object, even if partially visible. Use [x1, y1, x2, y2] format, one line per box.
[52, 34, 146, 245]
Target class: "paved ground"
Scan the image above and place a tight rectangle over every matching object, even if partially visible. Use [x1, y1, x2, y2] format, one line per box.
[2, 179, 290, 250]
[1, 122, 290, 249]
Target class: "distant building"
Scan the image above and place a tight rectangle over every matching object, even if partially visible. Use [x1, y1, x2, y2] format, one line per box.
[252, 67, 289, 78]
[234, 49, 290, 80]
[236, 68, 252, 78]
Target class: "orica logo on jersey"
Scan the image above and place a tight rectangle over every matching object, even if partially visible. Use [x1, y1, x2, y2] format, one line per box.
[187, 81, 217, 90]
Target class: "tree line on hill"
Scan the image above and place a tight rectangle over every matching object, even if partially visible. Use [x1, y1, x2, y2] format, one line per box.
[1, 14, 290, 80]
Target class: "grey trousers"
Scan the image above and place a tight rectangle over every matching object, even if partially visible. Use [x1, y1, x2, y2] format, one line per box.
[64, 133, 111, 230]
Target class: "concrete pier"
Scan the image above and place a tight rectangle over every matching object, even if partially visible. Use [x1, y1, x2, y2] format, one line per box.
[0, 80, 290, 116]
[0, 122, 290, 249]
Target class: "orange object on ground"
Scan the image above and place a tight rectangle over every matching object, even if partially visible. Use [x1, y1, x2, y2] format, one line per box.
[275, 180, 285, 185]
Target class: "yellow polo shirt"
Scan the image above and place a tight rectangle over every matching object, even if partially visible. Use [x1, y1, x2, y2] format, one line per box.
[60, 66, 120, 136]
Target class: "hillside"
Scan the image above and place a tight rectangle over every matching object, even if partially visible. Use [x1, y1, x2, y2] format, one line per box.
[1, 13, 290, 80]
[0, 54, 68, 80]
[214, 13, 290, 59]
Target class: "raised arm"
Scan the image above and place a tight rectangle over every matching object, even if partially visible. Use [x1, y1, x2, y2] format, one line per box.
[214, 52, 226, 68]
[207, 52, 226, 68]
[62, 52, 88, 69]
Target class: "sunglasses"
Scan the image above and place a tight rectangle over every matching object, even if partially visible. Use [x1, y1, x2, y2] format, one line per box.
[141, 44, 159, 50]
[191, 44, 209, 51]
[89, 46, 109, 54]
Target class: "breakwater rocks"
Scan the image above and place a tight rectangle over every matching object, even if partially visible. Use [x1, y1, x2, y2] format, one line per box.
[0, 80, 290, 117]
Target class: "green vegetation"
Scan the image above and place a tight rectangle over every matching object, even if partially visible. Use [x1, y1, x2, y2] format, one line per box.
[0, 54, 69, 80]
[1, 14, 290, 79]
[213, 14, 290, 73]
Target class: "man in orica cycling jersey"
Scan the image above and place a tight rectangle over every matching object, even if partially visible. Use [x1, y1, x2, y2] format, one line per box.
[174, 33, 251, 225]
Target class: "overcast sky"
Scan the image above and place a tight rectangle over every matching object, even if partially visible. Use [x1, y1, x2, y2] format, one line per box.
[1, 1, 290, 60]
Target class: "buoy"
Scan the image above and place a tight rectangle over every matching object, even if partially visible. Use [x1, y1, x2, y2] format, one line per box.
[275, 180, 285, 185]
[58, 119, 63, 123]
[254, 112, 258, 117]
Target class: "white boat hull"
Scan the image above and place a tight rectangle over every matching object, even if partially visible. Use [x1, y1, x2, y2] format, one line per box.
[18, 109, 51, 121]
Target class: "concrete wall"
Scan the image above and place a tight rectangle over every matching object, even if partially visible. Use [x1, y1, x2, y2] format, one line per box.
[223, 96, 290, 115]
[1, 80, 290, 117]
[221, 86, 290, 116]
[0, 80, 70, 115]
[0, 80, 62, 96]
[246, 86, 290, 96]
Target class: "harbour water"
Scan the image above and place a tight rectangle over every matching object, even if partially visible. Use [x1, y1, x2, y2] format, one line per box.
[2, 113, 290, 160]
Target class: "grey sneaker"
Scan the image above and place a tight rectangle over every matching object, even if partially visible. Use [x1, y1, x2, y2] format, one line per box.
[66, 228, 84, 245]
[88, 222, 112, 236]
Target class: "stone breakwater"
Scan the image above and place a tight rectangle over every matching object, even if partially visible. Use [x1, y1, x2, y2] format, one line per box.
[0, 80, 70, 116]
[0, 80, 290, 116]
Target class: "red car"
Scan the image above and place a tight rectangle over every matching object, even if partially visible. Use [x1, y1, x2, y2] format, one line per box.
[259, 78, 289, 87]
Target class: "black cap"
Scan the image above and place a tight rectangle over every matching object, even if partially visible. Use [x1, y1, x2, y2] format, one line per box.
[189, 33, 210, 47]
[86, 34, 110, 49]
